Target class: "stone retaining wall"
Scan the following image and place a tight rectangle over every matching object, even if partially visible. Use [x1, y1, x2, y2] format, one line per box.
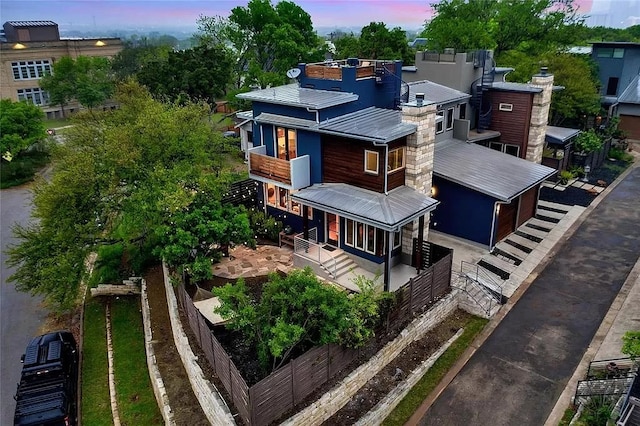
[140, 278, 176, 425]
[281, 289, 459, 426]
[161, 262, 235, 426]
[355, 328, 464, 426]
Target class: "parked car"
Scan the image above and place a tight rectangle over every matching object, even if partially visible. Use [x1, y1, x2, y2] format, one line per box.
[13, 331, 78, 426]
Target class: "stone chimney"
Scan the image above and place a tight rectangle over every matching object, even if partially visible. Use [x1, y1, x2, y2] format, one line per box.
[526, 67, 554, 163]
[401, 101, 436, 256]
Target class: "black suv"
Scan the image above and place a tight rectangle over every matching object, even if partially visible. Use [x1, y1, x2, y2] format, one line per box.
[13, 331, 79, 426]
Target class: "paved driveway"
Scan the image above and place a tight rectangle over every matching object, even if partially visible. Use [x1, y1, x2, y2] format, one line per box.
[419, 166, 640, 426]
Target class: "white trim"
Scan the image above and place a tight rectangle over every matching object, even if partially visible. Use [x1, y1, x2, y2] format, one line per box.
[446, 107, 454, 130]
[387, 147, 405, 173]
[364, 150, 379, 175]
[498, 103, 513, 112]
[436, 110, 444, 134]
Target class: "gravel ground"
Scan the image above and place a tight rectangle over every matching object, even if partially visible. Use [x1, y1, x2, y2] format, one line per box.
[540, 159, 632, 207]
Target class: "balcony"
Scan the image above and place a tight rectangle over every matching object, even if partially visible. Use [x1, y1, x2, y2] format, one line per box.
[302, 59, 396, 82]
[248, 145, 310, 190]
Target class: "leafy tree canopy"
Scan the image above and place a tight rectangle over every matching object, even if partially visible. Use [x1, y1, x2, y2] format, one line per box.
[423, 0, 585, 55]
[332, 22, 414, 65]
[0, 99, 46, 160]
[197, 0, 326, 89]
[214, 268, 392, 372]
[40, 56, 115, 115]
[7, 80, 246, 312]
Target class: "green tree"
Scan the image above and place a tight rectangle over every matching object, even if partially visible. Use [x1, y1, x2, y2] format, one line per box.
[358, 22, 415, 64]
[333, 32, 361, 60]
[197, 0, 326, 89]
[6, 80, 244, 312]
[0, 99, 46, 160]
[111, 43, 172, 81]
[155, 194, 253, 282]
[214, 268, 391, 372]
[40, 55, 115, 116]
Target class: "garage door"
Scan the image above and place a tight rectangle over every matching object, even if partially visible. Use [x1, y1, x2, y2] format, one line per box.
[620, 115, 640, 140]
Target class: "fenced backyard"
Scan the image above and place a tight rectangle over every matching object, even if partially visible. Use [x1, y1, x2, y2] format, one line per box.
[175, 242, 453, 425]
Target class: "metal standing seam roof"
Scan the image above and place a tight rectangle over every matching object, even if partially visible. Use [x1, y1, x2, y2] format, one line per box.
[434, 139, 557, 201]
[236, 84, 358, 109]
[5, 21, 57, 27]
[618, 74, 640, 105]
[545, 126, 580, 145]
[254, 107, 417, 144]
[407, 80, 471, 105]
[291, 183, 439, 231]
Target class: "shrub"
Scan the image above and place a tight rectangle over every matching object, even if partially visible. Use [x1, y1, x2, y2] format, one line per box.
[608, 147, 634, 163]
[574, 129, 603, 154]
[558, 170, 574, 185]
[622, 330, 640, 360]
[248, 208, 282, 242]
[567, 165, 584, 178]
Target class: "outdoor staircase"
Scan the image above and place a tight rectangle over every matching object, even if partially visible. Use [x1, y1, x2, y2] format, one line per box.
[470, 50, 495, 132]
[329, 252, 358, 280]
[575, 376, 636, 405]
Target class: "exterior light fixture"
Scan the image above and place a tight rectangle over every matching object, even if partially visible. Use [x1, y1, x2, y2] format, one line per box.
[95, 40, 106, 46]
[430, 186, 437, 197]
[13, 43, 27, 49]
[583, 165, 590, 182]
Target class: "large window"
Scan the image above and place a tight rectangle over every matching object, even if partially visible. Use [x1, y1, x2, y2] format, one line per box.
[388, 147, 405, 172]
[344, 219, 401, 256]
[597, 48, 624, 58]
[17, 88, 49, 106]
[12, 60, 51, 80]
[276, 127, 296, 160]
[265, 183, 311, 217]
[364, 150, 379, 174]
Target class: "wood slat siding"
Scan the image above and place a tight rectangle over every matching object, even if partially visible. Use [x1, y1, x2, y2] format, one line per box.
[323, 136, 385, 192]
[250, 367, 294, 426]
[490, 91, 533, 158]
[249, 153, 291, 185]
[497, 200, 518, 241]
[620, 115, 640, 140]
[305, 65, 342, 80]
[517, 186, 538, 227]
[356, 65, 375, 78]
[291, 345, 329, 404]
[230, 367, 250, 425]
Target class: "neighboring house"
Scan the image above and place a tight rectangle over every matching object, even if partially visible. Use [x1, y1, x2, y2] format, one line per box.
[0, 20, 122, 118]
[237, 56, 556, 288]
[590, 42, 640, 140]
[403, 50, 557, 246]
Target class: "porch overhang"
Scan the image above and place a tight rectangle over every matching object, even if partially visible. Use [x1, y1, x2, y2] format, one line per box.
[434, 139, 557, 202]
[546, 125, 580, 147]
[291, 183, 439, 232]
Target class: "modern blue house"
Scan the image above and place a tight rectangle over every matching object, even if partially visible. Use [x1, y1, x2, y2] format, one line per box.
[237, 57, 556, 290]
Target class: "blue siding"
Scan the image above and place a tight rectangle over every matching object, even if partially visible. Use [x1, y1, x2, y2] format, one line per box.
[430, 176, 496, 246]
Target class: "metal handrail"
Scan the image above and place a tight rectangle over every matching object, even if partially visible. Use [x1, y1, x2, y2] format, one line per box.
[617, 396, 639, 425]
[460, 260, 504, 302]
[451, 271, 495, 316]
[293, 230, 337, 278]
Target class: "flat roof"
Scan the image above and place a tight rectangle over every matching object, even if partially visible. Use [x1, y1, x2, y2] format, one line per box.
[434, 139, 557, 201]
[237, 84, 358, 109]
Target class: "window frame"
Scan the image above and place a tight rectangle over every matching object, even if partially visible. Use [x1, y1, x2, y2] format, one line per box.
[498, 103, 513, 112]
[17, 87, 49, 106]
[265, 183, 311, 217]
[364, 149, 379, 175]
[436, 110, 444, 134]
[387, 147, 405, 173]
[275, 126, 297, 160]
[11, 60, 52, 80]
[445, 107, 454, 130]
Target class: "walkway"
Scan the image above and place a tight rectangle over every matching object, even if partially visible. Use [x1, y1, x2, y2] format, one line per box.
[413, 163, 640, 425]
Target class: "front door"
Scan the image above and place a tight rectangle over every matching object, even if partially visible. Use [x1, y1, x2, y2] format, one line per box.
[326, 213, 339, 246]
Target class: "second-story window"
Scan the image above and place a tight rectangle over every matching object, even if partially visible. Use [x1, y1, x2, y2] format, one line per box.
[12, 60, 52, 80]
[364, 150, 379, 175]
[276, 127, 296, 160]
[388, 147, 405, 172]
[17, 88, 49, 106]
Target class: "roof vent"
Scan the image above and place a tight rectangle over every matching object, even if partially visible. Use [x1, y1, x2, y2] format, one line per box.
[540, 66, 548, 76]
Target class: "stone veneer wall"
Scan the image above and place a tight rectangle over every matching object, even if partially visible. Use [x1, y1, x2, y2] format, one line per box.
[140, 279, 176, 425]
[526, 72, 554, 163]
[401, 103, 437, 257]
[161, 262, 236, 425]
[281, 289, 459, 426]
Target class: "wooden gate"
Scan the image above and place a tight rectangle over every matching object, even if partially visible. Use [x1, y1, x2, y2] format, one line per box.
[496, 201, 518, 241]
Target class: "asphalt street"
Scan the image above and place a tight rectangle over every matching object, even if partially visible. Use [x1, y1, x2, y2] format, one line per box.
[419, 166, 640, 426]
[1, 185, 49, 426]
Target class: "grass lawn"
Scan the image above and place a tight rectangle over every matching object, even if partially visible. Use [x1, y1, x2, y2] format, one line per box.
[110, 297, 163, 425]
[44, 118, 71, 129]
[382, 316, 489, 426]
[81, 296, 111, 426]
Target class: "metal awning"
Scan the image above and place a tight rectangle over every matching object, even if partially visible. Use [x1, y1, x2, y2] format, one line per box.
[546, 126, 580, 146]
[291, 183, 439, 231]
[434, 139, 557, 201]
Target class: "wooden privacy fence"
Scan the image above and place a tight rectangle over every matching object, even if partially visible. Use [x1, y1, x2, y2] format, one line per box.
[571, 137, 613, 172]
[175, 243, 452, 426]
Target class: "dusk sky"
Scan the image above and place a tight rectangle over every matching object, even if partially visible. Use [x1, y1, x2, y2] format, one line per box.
[1, 0, 639, 32]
